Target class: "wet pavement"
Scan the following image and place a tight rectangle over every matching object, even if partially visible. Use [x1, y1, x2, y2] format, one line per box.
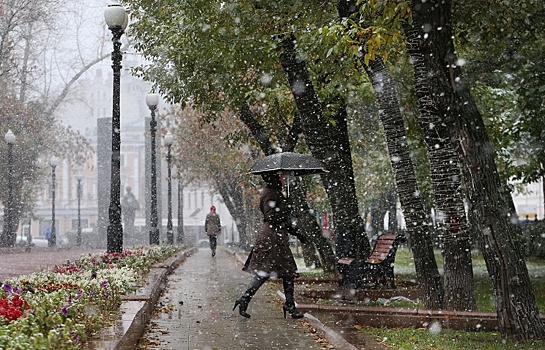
[136, 247, 346, 350]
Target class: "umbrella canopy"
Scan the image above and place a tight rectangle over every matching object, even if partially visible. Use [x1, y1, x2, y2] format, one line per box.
[249, 152, 326, 175]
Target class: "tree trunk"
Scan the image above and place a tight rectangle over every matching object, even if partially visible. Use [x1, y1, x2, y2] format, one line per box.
[406, 1, 476, 311]
[542, 174, 545, 220]
[289, 178, 337, 273]
[416, 0, 545, 339]
[336, 0, 443, 310]
[278, 34, 370, 261]
[458, 93, 545, 340]
[362, 57, 444, 309]
[18, 25, 32, 103]
[217, 182, 249, 248]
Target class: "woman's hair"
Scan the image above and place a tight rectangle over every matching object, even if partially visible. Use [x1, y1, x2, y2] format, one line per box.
[261, 172, 282, 190]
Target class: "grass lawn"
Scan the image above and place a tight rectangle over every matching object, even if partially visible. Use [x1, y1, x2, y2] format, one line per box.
[295, 246, 545, 348]
[362, 326, 545, 350]
[394, 247, 545, 313]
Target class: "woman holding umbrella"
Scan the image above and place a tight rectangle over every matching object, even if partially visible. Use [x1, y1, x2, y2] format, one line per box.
[233, 171, 307, 319]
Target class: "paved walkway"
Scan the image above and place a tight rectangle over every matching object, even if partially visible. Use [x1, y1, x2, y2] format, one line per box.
[136, 247, 339, 350]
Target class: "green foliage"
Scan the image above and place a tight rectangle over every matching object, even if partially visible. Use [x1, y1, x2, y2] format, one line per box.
[454, 0, 545, 189]
[123, 0, 545, 225]
[125, 0, 396, 211]
[127, 0, 282, 113]
[317, 0, 411, 65]
[471, 76, 523, 193]
[515, 38, 545, 183]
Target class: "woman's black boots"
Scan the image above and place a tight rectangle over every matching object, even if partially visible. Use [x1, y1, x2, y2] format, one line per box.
[282, 278, 304, 319]
[233, 276, 268, 318]
[233, 276, 303, 319]
[232, 296, 251, 318]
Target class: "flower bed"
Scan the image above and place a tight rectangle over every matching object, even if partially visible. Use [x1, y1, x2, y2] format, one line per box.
[0, 245, 179, 349]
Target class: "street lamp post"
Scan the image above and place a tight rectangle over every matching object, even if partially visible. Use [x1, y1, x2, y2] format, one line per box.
[76, 174, 83, 246]
[2, 130, 15, 247]
[104, 2, 128, 253]
[25, 218, 32, 250]
[164, 132, 174, 244]
[146, 92, 160, 245]
[177, 180, 185, 243]
[49, 157, 59, 247]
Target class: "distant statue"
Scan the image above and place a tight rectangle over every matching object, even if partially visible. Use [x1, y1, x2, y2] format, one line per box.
[122, 186, 140, 236]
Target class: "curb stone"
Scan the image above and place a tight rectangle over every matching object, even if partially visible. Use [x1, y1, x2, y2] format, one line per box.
[87, 247, 196, 350]
[304, 313, 359, 350]
[274, 289, 361, 350]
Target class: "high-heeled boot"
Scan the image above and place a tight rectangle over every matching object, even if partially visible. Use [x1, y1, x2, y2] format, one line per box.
[233, 276, 268, 318]
[282, 278, 304, 319]
[232, 295, 251, 318]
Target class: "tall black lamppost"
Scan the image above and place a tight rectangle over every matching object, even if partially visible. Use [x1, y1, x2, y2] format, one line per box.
[164, 132, 174, 244]
[177, 180, 185, 243]
[146, 92, 160, 245]
[104, 2, 128, 253]
[49, 157, 59, 247]
[76, 174, 83, 246]
[2, 129, 15, 247]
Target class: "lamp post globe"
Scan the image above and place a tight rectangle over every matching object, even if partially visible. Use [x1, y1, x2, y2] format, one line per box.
[49, 156, 59, 247]
[104, 2, 128, 32]
[2, 130, 16, 247]
[164, 132, 174, 244]
[5, 129, 15, 144]
[104, 2, 128, 253]
[146, 93, 159, 109]
[146, 92, 160, 245]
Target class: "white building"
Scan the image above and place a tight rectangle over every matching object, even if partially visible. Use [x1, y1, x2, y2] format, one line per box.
[512, 179, 544, 220]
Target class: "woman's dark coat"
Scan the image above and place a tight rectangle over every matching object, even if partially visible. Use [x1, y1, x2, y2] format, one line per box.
[245, 184, 298, 279]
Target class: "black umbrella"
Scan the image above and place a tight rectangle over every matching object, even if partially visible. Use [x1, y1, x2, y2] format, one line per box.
[248, 152, 326, 176]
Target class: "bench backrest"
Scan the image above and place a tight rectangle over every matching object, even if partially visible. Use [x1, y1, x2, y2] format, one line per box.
[366, 234, 400, 263]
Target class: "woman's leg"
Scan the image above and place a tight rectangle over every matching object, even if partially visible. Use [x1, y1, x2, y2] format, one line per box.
[282, 278, 304, 319]
[233, 275, 268, 318]
[210, 235, 217, 256]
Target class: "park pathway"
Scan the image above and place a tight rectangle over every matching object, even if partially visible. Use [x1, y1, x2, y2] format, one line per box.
[136, 247, 336, 350]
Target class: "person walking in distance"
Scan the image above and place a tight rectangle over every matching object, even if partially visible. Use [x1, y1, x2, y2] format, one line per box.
[233, 171, 306, 319]
[205, 205, 221, 257]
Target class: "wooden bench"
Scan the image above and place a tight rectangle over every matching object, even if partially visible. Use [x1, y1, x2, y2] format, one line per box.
[338, 233, 406, 289]
[364, 234, 405, 288]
